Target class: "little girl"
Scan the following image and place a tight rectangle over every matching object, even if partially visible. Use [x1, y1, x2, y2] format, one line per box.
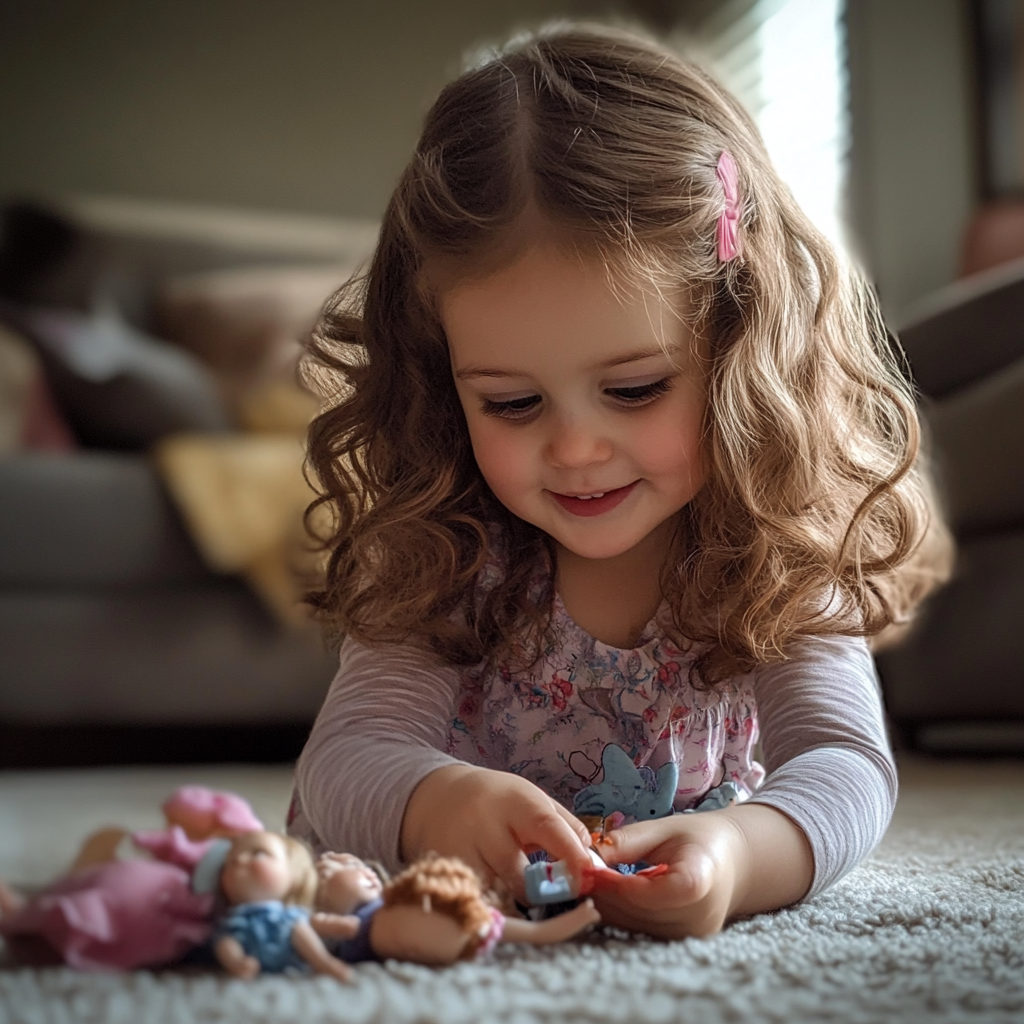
[289, 24, 951, 939]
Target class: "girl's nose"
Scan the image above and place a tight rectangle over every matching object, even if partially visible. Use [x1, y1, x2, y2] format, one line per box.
[545, 415, 614, 469]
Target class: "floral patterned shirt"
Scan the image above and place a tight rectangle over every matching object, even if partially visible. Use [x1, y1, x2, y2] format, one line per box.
[445, 593, 764, 816]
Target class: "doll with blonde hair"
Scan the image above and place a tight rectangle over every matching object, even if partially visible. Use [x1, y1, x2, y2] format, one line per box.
[212, 831, 351, 981]
[290, 23, 952, 939]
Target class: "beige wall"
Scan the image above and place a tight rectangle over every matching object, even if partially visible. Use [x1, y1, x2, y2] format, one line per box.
[0, 0, 582, 220]
[846, 0, 977, 322]
[0, 0, 979, 319]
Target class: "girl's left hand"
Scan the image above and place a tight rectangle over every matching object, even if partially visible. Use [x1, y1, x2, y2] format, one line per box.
[590, 803, 813, 940]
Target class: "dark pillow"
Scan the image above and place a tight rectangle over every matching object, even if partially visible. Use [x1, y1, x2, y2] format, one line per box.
[3, 300, 230, 450]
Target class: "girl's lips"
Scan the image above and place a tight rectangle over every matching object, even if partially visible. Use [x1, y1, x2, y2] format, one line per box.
[550, 481, 638, 518]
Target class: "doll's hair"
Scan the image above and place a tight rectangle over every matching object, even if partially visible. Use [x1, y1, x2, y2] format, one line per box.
[303, 23, 952, 684]
[281, 835, 319, 907]
[382, 854, 495, 960]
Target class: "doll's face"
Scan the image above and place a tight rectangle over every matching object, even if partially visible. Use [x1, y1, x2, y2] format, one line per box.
[445, 243, 706, 565]
[369, 903, 472, 966]
[315, 852, 383, 914]
[220, 832, 292, 905]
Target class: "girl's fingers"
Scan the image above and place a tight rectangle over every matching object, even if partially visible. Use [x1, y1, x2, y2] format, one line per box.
[551, 802, 600, 856]
[450, 846, 501, 889]
[501, 799, 593, 900]
[488, 847, 532, 902]
[594, 816, 686, 867]
[512, 802, 593, 870]
[592, 891, 718, 940]
[599, 844, 714, 911]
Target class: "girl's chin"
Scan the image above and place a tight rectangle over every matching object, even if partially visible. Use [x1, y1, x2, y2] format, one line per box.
[551, 531, 653, 562]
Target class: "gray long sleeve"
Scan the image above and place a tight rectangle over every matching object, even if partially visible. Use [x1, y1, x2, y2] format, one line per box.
[748, 634, 897, 898]
[293, 632, 896, 894]
[293, 637, 463, 873]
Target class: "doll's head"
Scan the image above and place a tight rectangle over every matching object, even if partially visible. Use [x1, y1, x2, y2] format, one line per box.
[305, 23, 950, 681]
[219, 831, 318, 908]
[314, 852, 385, 915]
[163, 786, 263, 841]
[369, 855, 496, 965]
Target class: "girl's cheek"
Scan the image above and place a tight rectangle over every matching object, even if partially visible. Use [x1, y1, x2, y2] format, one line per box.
[637, 399, 706, 480]
[470, 424, 532, 488]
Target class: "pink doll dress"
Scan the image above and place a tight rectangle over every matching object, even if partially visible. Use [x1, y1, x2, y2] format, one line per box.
[0, 859, 213, 970]
[474, 907, 505, 958]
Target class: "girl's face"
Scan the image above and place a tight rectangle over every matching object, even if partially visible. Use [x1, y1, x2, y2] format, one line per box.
[220, 832, 293, 905]
[444, 244, 706, 564]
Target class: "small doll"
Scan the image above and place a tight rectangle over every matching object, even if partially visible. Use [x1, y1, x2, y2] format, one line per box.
[0, 785, 262, 970]
[313, 853, 600, 967]
[211, 831, 352, 982]
[308, 851, 386, 964]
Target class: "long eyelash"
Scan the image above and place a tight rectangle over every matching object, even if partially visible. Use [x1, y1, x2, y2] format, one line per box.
[481, 395, 541, 420]
[606, 377, 674, 403]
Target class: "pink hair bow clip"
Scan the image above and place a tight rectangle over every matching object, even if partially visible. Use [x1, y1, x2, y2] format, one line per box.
[715, 150, 741, 262]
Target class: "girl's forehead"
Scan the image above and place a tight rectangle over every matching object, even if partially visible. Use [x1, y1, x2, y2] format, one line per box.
[442, 243, 692, 371]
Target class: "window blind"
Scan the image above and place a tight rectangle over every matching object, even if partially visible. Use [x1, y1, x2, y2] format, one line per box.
[669, 0, 849, 246]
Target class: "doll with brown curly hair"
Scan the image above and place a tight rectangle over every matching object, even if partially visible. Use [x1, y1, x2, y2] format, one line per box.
[313, 854, 599, 966]
[290, 22, 953, 940]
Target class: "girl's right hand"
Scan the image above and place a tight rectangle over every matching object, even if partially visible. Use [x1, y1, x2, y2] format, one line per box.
[400, 764, 593, 900]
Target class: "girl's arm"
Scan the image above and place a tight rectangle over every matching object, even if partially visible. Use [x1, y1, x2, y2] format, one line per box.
[295, 637, 594, 891]
[293, 637, 464, 873]
[746, 633, 898, 898]
[593, 634, 895, 937]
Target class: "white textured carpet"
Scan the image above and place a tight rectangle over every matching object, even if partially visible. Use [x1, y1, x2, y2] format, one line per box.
[1, 756, 1023, 1024]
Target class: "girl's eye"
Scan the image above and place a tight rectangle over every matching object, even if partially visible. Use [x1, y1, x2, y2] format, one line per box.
[481, 394, 541, 420]
[605, 377, 674, 405]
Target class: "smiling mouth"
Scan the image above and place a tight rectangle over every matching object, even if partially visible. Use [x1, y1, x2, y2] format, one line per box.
[550, 481, 638, 517]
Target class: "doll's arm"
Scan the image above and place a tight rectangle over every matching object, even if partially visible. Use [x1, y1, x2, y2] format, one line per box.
[0, 880, 25, 918]
[291, 918, 353, 982]
[500, 899, 601, 945]
[214, 935, 261, 980]
[310, 912, 361, 940]
[71, 827, 128, 870]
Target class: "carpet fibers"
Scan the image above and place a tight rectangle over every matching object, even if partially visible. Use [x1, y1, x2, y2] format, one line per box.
[1, 756, 1022, 1024]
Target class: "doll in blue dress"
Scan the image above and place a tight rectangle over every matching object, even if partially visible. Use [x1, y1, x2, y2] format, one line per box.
[211, 831, 352, 981]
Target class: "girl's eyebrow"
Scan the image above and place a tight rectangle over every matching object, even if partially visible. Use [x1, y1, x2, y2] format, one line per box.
[455, 347, 670, 380]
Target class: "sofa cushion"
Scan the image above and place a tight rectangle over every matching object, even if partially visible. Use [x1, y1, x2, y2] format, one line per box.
[898, 260, 1024, 399]
[877, 529, 1024, 727]
[0, 325, 75, 455]
[928, 354, 1024, 535]
[5, 302, 231, 450]
[0, 452, 211, 587]
[0, 197, 378, 328]
[0, 583, 335, 724]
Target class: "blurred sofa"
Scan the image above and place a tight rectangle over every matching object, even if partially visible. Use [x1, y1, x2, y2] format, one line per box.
[0, 196, 378, 766]
[876, 258, 1024, 754]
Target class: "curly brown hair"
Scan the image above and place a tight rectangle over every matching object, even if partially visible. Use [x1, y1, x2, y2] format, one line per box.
[302, 22, 952, 684]
[382, 854, 495, 960]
